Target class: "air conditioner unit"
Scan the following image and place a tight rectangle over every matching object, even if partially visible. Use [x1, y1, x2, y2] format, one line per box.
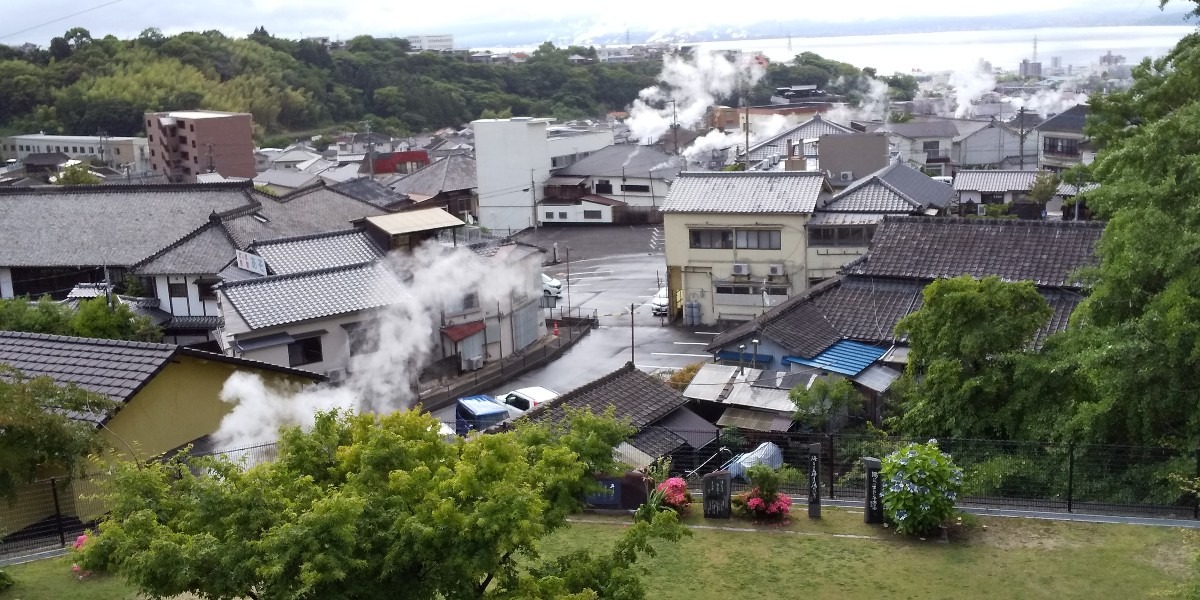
[839, 171, 854, 182]
[326, 369, 347, 384]
[731, 263, 750, 276]
[977, 203, 988, 216]
[465, 355, 484, 371]
[768, 264, 786, 277]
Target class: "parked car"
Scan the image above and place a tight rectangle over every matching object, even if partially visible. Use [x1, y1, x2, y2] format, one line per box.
[542, 273, 562, 297]
[651, 287, 668, 316]
[495, 386, 560, 416]
[455, 395, 509, 435]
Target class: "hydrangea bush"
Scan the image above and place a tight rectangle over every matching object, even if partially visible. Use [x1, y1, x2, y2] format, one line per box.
[881, 440, 963, 536]
[733, 464, 799, 521]
[654, 477, 693, 513]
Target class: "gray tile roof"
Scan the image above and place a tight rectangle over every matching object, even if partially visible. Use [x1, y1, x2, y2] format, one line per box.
[628, 426, 689, 458]
[134, 222, 239, 275]
[881, 120, 960, 139]
[747, 115, 854, 162]
[555, 145, 681, 179]
[954, 170, 1088, 196]
[221, 187, 387, 249]
[220, 262, 404, 330]
[0, 331, 321, 410]
[661, 171, 829, 214]
[819, 162, 951, 212]
[1036, 104, 1088, 134]
[389, 154, 478, 197]
[0, 183, 253, 268]
[252, 229, 384, 276]
[519, 362, 689, 429]
[847, 216, 1104, 287]
[807, 212, 890, 225]
[253, 170, 321, 189]
[329, 178, 411, 209]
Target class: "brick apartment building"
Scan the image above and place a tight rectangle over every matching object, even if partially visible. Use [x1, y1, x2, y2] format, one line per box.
[145, 110, 256, 183]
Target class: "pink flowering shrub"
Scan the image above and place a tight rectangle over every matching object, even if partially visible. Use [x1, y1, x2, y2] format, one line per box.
[71, 533, 94, 579]
[733, 464, 800, 521]
[654, 477, 693, 513]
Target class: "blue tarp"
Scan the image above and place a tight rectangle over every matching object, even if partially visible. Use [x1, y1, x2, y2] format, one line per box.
[715, 351, 774, 365]
[783, 340, 887, 377]
[456, 395, 507, 435]
[721, 442, 784, 481]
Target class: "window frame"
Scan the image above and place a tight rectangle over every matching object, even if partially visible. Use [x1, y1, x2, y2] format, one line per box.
[167, 282, 188, 298]
[287, 336, 324, 366]
[689, 229, 734, 249]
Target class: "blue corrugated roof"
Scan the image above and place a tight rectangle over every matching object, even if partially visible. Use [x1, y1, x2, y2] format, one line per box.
[458, 395, 507, 417]
[783, 340, 887, 376]
[715, 351, 774, 365]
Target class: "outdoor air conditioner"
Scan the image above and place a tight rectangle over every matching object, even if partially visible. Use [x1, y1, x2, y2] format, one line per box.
[839, 171, 854, 182]
[326, 369, 348, 384]
[731, 263, 750, 276]
[465, 356, 484, 371]
[768, 264, 786, 277]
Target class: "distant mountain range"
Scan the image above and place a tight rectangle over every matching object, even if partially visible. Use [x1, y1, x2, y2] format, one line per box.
[458, 8, 1195, 49]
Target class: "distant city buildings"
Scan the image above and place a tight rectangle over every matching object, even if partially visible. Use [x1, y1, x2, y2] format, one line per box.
[1, 133, 149, 173]
[1019, 59, 1042, 79]
[407, 34, 455, 51]
[145, 110, 256, 183]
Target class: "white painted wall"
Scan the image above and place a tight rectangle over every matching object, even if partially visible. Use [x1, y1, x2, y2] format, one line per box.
[0, 268, 12, 299]
[155, 275, 220, 318]
[547, 130, 614, 167]
[475, 118, 553, 235]
[540, 201, 614, 224]
[956, 126, 1038, 168]
[585, 175, 671, 209]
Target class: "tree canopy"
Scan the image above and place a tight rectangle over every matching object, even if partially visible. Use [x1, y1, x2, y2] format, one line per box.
[0, 365, 116, 498]
[790, 377, 863, 433]
[0, 296, 161, 342]
[81, 409, 687, 600]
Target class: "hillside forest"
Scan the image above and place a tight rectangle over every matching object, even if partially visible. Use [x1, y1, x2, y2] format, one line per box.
[0, 27, 918, 141]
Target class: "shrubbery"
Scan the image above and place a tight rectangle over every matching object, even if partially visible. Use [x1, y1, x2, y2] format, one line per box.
[734, 464, 800, 521]
[654, 477, 693, 514]
[881, 440, 962, 536]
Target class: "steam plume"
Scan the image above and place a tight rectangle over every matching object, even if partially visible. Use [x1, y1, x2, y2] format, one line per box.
[627, 50, 766, 144]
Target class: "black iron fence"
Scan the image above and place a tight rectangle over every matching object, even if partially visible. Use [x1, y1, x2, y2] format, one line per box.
[632, 428, 1199, 520]
[1, 476, 104, 562]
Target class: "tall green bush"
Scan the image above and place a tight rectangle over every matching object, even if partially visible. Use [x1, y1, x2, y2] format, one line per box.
[881, 440, 962, 536]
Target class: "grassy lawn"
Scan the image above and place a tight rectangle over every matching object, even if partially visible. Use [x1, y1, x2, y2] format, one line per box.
[2, 508, 1193, 599]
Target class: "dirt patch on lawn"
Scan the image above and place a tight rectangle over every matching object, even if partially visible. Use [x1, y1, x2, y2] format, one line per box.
[955, 518, 1085, 550]
[1145, 531, 1198, 579]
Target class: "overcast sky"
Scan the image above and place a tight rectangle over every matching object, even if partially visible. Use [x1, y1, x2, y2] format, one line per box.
[0, 0, 1162, 46]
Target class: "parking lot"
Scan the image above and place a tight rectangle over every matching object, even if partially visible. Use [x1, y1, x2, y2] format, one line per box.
[490, 225, 719, 397]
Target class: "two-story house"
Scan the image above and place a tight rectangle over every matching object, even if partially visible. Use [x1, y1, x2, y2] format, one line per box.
[952, 119, 1039, 170]
[879, 121, 959, 176]
[661, 171, 832, 325]
[540, 145, 680, 224]
[952, 170, 1087, 218]
[1037, 104, 1090, 172]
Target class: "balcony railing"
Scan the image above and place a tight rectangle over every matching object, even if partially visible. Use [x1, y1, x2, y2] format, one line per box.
[924, 148, 950, 161]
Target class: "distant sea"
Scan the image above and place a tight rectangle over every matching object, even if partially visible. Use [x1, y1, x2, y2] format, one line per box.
[483, 26, 1195, 74]
[694, 26, 1195, 73]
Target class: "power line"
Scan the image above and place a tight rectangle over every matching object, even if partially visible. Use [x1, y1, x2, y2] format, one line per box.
[0, 0, 128, 41]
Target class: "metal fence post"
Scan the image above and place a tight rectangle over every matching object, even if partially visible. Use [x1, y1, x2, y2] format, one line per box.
[1066, 442, 1075, 513]
[827, 434, 836, 500]
[50, 478, 67, 548]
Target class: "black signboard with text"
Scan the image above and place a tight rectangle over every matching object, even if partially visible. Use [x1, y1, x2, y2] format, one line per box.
[863, 457, 883, 524]
[702, 470, 732, 519]
[807, 443, 822, 519]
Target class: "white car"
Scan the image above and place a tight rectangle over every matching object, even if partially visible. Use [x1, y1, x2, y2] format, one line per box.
[651, 287, 668, 316]
[542, 273, 562, 297]
[496, 386, 560, 415]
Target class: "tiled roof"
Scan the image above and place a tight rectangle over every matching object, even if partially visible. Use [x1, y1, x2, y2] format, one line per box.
[133, 222, 239, 275]
[521, 362, 689, 428]
[0, 183, 253, 268]
[953, 170, 1038, 193]
[555, 145, 681, 179]
[747, 115, 854, 162]
[628, 427, 688, 458]
[252, 229, 384, 276]
[880, 121, 960, 139]
[389, 154, 478, 197]
[0, 331, 321, 411]
[847, 216, 1104, 287]
[1036, 104, 1088, 134]
[807, 212, 889, 225]
[661, 171, 829, 214]
[819, 162, 952, 213]
[330, 178, 411, 209]
[220, 262, 405, 330]
[222, 186, 387, 249]
[253, 170, 320, 189]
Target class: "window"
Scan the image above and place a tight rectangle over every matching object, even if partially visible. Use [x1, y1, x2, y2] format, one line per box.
[545, 211, 554, 219]
[463, 292, 479, 310]
[716, 285, 787, 296]
[71, 146, 78, 153]
[150, 149, 155, 157]
[167, 282, 188, 298]
[689, 229, 734, 249]
[922, 140, 940, 151]
[583, 210, 602, 220]
[88, 147, 94, 153]
[345, 322, 378, 357]
[595, 179, 613, 194]
[981, 192, 1005, 204]
[197, 280, 218, 300]
[735, 229, 781, 250]
[621, 183, 650, 193]
[1044, 137, 1079, 157]
[114, 148, 120, 155]
[808, 226, 875, 247]
[149, 135, 154, 142]
[503, 393, 530, 411]
[558, 212, 568, 219]
[287, 336, 323, 366]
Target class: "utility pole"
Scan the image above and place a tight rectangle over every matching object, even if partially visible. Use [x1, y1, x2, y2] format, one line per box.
[96, 129, 108, 167]
[530, 169, 538, 246]
[630, 303, 636, 364]
[1017, 107, 1028, 171]
[363, 120, 375, 179]
[668, 99, 679, 156]
[206, 142, 216, 173]
[744, 86, 751, 168]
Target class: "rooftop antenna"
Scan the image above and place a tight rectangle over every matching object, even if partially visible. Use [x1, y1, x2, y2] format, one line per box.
[1033, 35, 1038, 63]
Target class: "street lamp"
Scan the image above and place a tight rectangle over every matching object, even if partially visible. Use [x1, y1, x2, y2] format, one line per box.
[738, 344, 747, 376]
[751, 338, 760, 370]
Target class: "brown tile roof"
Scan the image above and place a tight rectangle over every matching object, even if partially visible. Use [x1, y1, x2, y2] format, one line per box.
[845, 216, 1104, 287]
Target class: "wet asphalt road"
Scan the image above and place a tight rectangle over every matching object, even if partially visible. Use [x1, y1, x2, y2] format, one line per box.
[491, 225, 718, 397]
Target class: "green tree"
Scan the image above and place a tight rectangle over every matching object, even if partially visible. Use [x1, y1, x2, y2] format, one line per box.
[81, 409, 685, 599]
[71, 297, 161, 342]
[0, 296, 74, 334]
[892, 276, 1053, 439]
[54, 163, 101, 185]
[0, 365, 117, 498]
[1027, 171, 1060, 204]
[790, 377, 863, 433]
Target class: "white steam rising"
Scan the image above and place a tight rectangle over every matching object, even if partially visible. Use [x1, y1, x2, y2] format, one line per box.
[1008, 90, 1089, 119]
[627, 50, 766, 144]
[214, 241, 532, 449]
[681, 113, 793, 163]
[822, 77, 892, 125]
[949, 68, 998, 118]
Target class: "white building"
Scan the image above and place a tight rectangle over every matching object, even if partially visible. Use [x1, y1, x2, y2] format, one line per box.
[1, 133, 149, 173]
[407, 34, 454, 51]
[473, 118, 614, 235]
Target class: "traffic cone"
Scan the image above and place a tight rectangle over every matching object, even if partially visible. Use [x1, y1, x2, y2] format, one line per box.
[553, 322, 560, 337]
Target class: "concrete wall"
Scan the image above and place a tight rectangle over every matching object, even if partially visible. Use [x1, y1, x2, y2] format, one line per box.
[0, 268, 12, 299]
[546, 130, 613, 167]
[1, 135, 147, 172]
[956, 125, 1039, 168]
[664, 212, 808, 325]
[585, 175, 670, 209]
[474, 118, 553, 235]
[146, 112, 256, 183]
[806, 245, 868, 282]
[819, 134, 889, 184]
[232, 312, 367, 376]
[541, 201, 615, 224]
